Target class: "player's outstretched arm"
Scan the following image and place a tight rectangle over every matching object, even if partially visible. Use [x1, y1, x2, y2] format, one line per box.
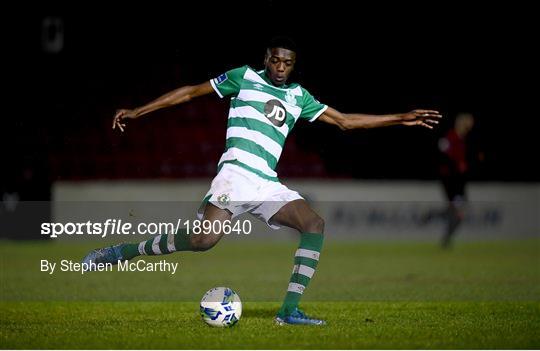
[318, 107, 442, 130]
[112, 81, 214, 132]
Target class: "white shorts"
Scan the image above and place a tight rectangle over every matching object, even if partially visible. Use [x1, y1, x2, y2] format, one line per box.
[197, 163, 303, 229]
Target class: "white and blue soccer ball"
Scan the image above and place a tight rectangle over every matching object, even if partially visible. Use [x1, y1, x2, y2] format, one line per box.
[200, 287, 242, 327]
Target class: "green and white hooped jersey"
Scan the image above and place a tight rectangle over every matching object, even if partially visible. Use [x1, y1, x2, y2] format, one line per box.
[210, 65, 328, 182]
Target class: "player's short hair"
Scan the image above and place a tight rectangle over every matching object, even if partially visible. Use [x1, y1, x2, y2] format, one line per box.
[266, 36, 298, 53]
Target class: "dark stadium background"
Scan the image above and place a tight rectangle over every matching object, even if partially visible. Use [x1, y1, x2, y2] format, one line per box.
[3, 1, 537, 201]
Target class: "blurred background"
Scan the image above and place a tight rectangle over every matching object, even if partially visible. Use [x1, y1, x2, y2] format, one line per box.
[1, 1, 538, 240]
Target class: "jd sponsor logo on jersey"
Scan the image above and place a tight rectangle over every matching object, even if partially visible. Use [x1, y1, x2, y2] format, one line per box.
[264, 99, 287, 127]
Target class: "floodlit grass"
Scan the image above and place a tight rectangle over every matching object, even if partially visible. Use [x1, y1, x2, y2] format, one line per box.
[1, 239, 539, 349]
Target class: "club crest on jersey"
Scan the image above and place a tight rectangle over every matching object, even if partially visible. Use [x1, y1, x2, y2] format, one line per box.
[215, 73, 228, 85]
[264, 99, 287, 127]
[217, 194, 230, 206]
[285, 90, 296, 106]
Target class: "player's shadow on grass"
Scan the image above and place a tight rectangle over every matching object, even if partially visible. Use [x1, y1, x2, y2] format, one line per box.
[245, 307, 277, 319]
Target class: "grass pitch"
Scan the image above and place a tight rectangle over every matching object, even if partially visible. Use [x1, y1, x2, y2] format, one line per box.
[1, 239, 539, 349]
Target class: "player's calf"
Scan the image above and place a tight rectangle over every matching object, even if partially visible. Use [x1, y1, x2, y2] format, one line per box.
[189, 230, 224, 252]
[298, 214, 325, 234]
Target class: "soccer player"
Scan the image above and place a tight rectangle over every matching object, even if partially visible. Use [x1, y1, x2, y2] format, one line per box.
[437, 112, 477, 248]
[82, 37, 441, 325]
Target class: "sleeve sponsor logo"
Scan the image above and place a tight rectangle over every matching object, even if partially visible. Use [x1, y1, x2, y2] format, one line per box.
[215, 73, 228, 85]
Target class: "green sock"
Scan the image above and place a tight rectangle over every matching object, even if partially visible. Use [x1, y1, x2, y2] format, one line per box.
[277, 232, 324, 318]
[120, 228, 192, 260]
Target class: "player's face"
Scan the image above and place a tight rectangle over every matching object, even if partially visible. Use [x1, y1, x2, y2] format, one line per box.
[264, 47, 296, 86]
[456, 113, 475, 134]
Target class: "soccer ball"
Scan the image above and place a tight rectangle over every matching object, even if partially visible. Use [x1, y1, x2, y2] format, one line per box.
[199, 287, 242, 327]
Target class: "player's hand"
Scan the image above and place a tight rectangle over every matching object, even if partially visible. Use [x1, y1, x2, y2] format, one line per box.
[400, 109, 442, 129]
[112, 109, 138, 132]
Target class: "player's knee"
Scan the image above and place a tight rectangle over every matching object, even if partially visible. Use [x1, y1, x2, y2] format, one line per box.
[304, 215, 325, 233]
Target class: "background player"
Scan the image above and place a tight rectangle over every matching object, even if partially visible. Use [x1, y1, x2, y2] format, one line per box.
[437, 112, 481, 248]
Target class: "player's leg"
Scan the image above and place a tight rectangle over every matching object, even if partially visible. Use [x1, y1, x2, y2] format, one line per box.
[442, 203, 462, 248]
[420, 181, 448, 225]
[271, 199, 325, 233]
[269, 199, 326, 325]
[441, 175, 466, 249]
[121, 203, 231, 256]
[191, 203, 232, 251]
[81, 204, 231, 267]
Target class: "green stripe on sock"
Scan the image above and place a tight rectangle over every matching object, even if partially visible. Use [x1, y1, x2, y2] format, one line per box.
[280, 291, 302, 314]
[294, 256, 318, 268]
[173, 228, 192, 251]
[299, 232, 324, 251]
[120, 243, 140, 260]
[290, 273, 311, 287]
[158, 234, 171, 254]
[144, 238, 155, 255]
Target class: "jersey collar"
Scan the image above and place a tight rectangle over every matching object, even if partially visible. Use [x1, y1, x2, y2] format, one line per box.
[260, 69, 290, 89]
